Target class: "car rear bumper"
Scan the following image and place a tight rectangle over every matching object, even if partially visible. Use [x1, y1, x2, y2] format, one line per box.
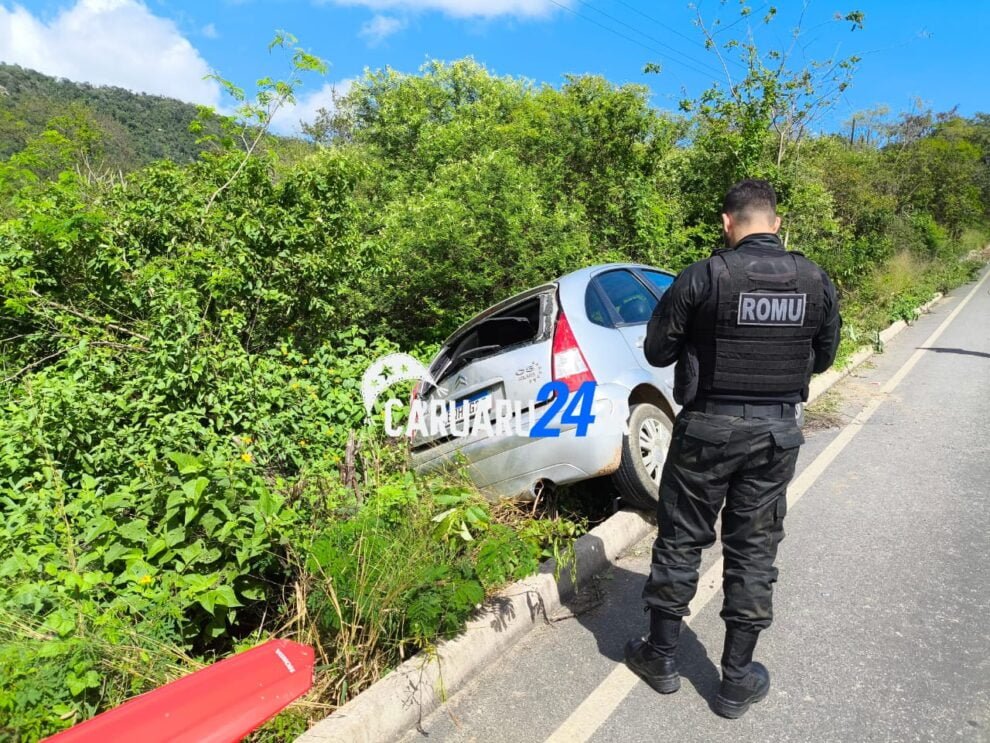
[410, 383, 630, 500]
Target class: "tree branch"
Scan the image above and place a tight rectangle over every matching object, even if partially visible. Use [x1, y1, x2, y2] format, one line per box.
[28, 290, 151, 342]
[2, 349, 68, 384]
[695, 7, 740, 104]
[201, 91, 292, 217]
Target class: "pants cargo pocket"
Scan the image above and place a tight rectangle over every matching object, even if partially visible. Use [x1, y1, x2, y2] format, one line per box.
[681, 417, 733, 467]
[767, 493, 787, 551]
[658, 483, 679, 540]
[769, 426, 803, 480]
[770, 426, 804, 452]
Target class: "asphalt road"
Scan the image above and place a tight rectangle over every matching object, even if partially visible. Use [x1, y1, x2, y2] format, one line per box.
[401, 265, 990, 743]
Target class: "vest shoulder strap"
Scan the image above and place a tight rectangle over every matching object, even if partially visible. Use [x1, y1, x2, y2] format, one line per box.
[791, 253, 824, 309]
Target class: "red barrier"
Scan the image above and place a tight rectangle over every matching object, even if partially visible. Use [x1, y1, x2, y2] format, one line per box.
[46, 639, 314, 743]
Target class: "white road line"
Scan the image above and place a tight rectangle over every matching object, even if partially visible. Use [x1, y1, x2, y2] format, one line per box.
[543, 267, 990, 743]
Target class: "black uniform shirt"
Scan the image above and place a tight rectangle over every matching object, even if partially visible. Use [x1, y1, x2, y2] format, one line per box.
[645, 233, 842, 405]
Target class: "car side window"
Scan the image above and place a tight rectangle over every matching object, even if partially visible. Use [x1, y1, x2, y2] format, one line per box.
[584, 284, 611, 327]
[641, 270, 675, 298]
[596, 270, 657, 325]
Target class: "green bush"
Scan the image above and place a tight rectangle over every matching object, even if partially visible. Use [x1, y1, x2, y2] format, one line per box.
[1, 43, 988, 740]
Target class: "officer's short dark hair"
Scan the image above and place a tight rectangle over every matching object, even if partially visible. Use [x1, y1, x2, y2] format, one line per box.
[722, 179, 777, 222]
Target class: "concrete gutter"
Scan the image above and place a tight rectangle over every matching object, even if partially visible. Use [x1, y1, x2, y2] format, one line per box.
[296, 291, 947, 743]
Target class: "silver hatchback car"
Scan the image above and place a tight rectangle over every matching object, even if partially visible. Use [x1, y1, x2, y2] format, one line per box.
[410, 263, 679, 510]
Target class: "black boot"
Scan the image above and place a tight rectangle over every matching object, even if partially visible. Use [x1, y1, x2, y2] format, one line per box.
[714, 627, 770, 719]
[624, 611, 681, 694]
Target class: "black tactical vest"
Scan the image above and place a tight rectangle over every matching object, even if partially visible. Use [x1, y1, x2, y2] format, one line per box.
[697, 246, 824, 398]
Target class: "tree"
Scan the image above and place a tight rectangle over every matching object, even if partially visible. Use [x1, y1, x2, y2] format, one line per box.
[671, 3, 865, 249]
[690, 3, 864, 168]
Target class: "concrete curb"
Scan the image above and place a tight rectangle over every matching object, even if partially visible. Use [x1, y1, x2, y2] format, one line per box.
[296, 290, 947, 743]
[296, 509, 654, 743]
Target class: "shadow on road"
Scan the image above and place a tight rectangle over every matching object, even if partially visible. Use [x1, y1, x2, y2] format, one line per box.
[920, 346, 990, 359]
[558, 562, 722, 707]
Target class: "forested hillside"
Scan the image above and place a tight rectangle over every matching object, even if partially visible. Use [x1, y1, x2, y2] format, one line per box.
[1, 24, 988, 742]
[0, 63, 208, 166]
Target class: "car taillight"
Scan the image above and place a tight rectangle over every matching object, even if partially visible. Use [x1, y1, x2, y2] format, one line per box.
[552, 310, 595, 392]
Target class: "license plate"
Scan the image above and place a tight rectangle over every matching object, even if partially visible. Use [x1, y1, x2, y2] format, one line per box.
[452, 391, 492, 427]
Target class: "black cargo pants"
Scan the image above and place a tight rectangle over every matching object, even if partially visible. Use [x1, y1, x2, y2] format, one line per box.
[642, 405, 804, 632]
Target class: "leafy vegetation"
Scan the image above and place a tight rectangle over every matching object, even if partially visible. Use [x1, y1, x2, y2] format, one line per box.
[1, 9, 988, 741]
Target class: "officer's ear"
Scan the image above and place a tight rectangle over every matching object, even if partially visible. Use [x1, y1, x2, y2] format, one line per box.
[771, 215, 782, 233]
[721, 212, 732, 233]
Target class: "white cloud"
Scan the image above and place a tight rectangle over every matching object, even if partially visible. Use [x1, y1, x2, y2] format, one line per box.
[201, 22, 218, 39]
[325, 0, 566, 19]
[359, 13, 405, 45]
[0, 0, 221, 107]
[270, 79, 354, 136]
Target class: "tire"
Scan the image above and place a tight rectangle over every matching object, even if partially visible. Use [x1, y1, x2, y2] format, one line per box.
[612, 402, 674, 510]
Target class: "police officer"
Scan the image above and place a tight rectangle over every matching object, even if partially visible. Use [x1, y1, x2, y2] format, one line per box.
[624, 179, 841, 718]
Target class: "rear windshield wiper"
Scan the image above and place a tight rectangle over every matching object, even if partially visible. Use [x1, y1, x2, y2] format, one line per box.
[432, 315, 537, 387]
[453, 344, 502, 363]
[435, 345, 502, 386]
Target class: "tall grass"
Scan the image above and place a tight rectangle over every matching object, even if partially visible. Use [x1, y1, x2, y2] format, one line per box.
[834, 228, 987, 366]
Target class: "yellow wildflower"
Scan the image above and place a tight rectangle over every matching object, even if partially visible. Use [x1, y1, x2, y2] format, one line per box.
[298, 439, 308, 447]
[241, 452, 253, 463]
[139, 575, 153, 586]
[241, 435, 253, 445]
[301, 359, 309, 365]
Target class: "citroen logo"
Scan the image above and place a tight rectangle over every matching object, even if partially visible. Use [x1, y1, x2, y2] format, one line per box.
[454, 375, 468, 390]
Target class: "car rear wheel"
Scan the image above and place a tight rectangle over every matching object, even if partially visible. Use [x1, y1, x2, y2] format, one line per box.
[612, 402, 673, 510]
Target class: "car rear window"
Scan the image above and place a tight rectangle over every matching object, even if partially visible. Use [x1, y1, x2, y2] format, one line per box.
[596, 270, 657, 325]
[436, 296, 543, 382]
[642, 270, 675, 297]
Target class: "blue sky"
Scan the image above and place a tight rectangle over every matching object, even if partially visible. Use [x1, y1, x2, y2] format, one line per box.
[1, 0, 987, 135]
